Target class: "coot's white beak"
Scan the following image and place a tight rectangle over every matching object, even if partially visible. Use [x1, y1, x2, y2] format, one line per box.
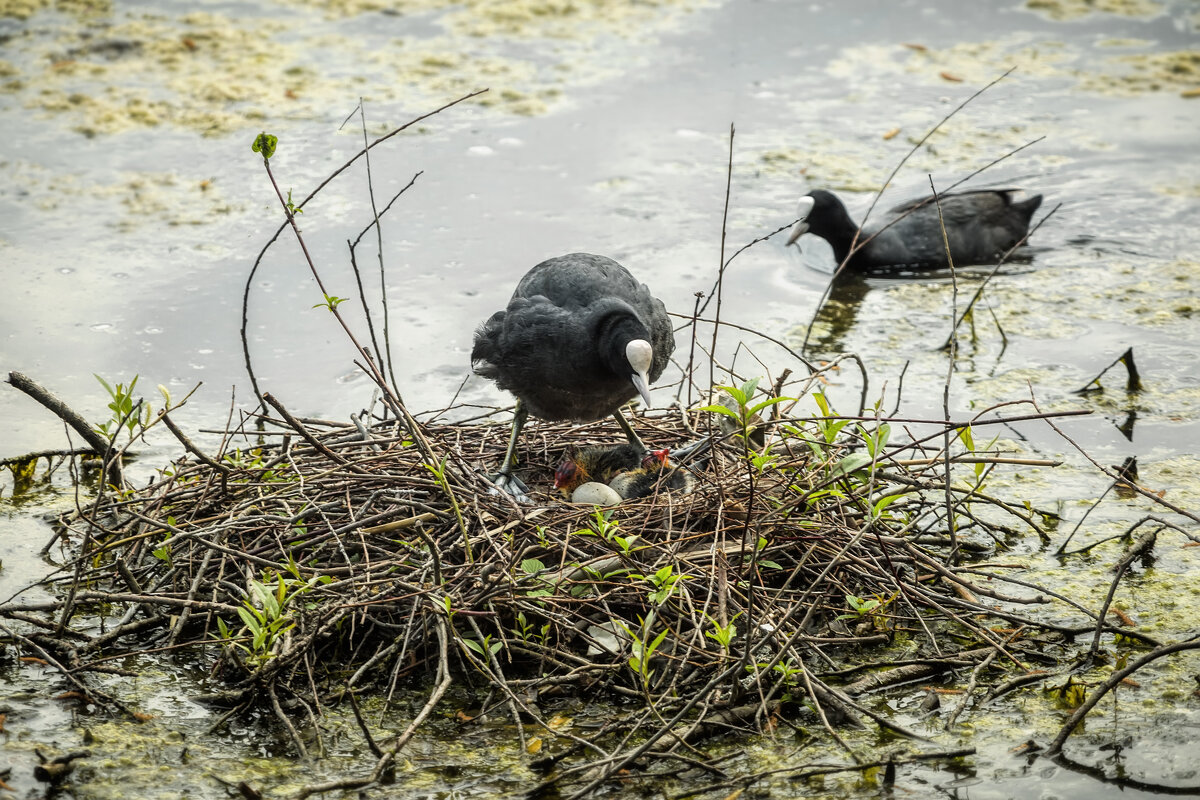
[626, 339, 654, 407]
[785, 195, 815, 246]
[630, 370, 653, 408]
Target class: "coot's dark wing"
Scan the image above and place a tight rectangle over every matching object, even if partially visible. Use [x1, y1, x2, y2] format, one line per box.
[472, 253, 675, 422]
[863, 190, 1042, 267]
[515, 253, 675, 381]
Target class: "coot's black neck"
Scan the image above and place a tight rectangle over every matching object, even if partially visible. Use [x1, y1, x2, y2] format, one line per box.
[594, 306, 649, 375]
[814, 198, 861, 267]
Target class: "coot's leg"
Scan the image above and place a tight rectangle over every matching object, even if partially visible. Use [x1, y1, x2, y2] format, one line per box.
[487, 400, 530, 501]
[611, 406, 647, 452]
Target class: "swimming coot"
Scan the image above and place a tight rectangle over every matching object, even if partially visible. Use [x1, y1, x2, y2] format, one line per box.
[472, 253, 675, 497]
[786, 188, 1043, 270]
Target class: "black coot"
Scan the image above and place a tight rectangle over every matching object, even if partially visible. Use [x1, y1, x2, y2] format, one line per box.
[786, 188, 1043, 270]
[472, 253, 675, 497]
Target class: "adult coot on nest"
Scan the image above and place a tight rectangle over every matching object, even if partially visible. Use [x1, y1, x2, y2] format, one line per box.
[472, 253, 675, 497]
[786, 189, 1043, 271]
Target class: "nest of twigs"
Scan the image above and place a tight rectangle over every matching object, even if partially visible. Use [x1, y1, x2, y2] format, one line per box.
[3, 384, 1144, 791]
[6, 362, 1197, 798]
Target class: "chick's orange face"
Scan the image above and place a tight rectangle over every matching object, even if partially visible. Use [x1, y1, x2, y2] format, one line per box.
[642, 448, 670, 471]
[554, 458, 583, 491]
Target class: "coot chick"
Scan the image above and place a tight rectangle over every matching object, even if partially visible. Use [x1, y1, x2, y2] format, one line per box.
[555, 444, 691, 501]
[554, 443, 667, 497]
[473, 253, 675, 497]
[786, 189, 1042, 270]
[608, 458, 695, 500]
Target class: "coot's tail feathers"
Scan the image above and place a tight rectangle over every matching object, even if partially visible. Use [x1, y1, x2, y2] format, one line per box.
[470, 312, 505, 379]
[1011, 193, 1044, 224]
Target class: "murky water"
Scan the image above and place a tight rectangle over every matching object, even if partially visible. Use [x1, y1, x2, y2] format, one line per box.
[2, 0, 1199, 797]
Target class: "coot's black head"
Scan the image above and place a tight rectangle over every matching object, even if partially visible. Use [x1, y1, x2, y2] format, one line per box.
[785, 189, 854, 247]
[594, 306, 657, 408]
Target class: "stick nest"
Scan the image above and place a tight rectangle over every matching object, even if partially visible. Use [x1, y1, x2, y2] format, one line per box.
[11, 400, 1126, 791]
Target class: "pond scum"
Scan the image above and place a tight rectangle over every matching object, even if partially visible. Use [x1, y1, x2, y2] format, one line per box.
[3, 94, 1199, 799]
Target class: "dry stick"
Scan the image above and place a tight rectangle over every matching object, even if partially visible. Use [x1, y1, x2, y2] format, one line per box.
[682, 292, 703, 410]
[1055, 472, 1123, 555]
[1073, 346, 1142, 394]
[944, 637, 1006, 730]
[58, 396, 150, 635]
[694, 220, 799, 320]
[1088, 528, 1158, 661]
[349, 99, 398, 392]
[255, 152, 402, 420]
[167, 544, 215, 648]
[859, 66, 1018, 244]
[707, 122, 736, 396]
[239, 89, 486, 409]
[939, 204, 1062, 350]
[675, 748, 977, 800]
[261, 393, 354, 469]
[1064, 514, 1197, 557]
[565, 659, 752, 799]
[929, 176, 963, 564]
[1045, 634, 1200, 757]
[269, 683, 308, 757]
[677, 312, 824, 378]
[798, 659, 862, 761]
[0, 619, 131, 716]
[0, 448, 95, 467]
[161, 410, 228, 475]
[6, 371, 119, 487]
[1032, 399, 1200, 526]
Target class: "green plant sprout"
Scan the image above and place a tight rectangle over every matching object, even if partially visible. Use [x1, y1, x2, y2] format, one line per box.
[214, 563, 331, 667]
[286, 188, 303, 216]
[836, 590, 898, 630]
[93, 374, 154, 442]
[700, 377, 789, 453]
[618, 615, 670, 684]
[703, 611, 741, 652]
[520, 558, 554, 599]
[251, 131, 277, 160]
[629, 565, 690, 606]
[463, 633, 502, 659]
[312, 293, 347, 312]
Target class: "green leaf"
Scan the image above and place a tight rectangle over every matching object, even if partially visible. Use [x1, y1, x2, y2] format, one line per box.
[960, 424, 976, 452]
[828, 452, 874, 479]
[749, 396, 789, 416]
[871, 493, 904, 519]
[739, 377, 761, 399]
[813, 391, 832, 417]
[237, 606, 260, 633]
[521, 558, 546, 575]
[252, 132, 278, 159]
[698, 404, 741, 420]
